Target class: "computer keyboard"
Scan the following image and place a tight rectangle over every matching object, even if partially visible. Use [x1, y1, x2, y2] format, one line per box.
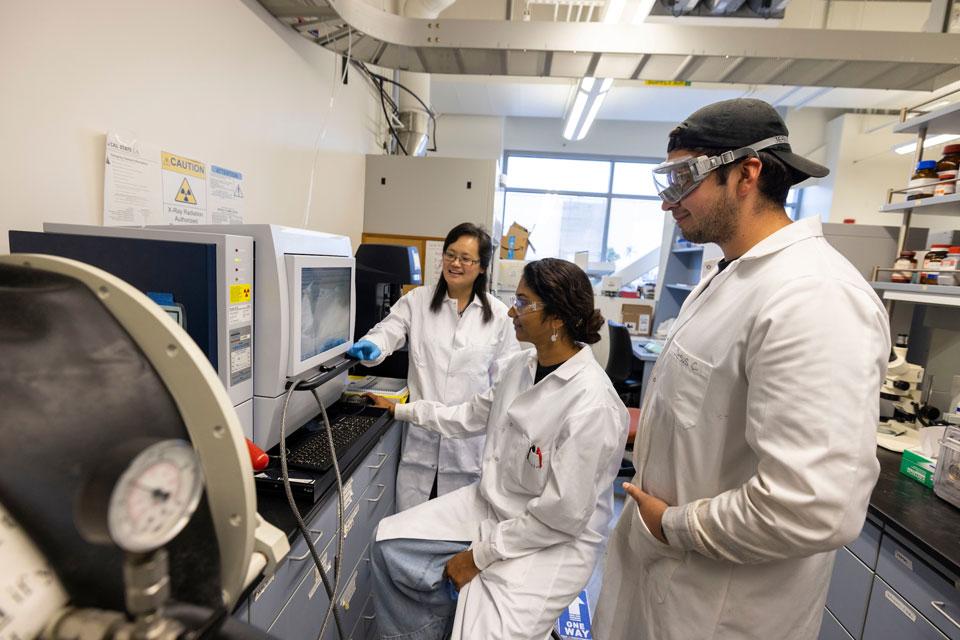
[286, 412, 381, 472]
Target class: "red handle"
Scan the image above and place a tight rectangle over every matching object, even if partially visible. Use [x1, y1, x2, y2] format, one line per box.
[246, 438, 269, 472]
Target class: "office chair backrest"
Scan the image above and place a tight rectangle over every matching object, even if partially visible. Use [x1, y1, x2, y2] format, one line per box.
[605, 320, 634, 384]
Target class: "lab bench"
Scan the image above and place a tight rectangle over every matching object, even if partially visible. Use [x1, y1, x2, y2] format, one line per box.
[235, 415, 402, 640]
[820, 448, 960, 640]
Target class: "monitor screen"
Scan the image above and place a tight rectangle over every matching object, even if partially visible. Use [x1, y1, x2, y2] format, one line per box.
[299, 266, 352, 363]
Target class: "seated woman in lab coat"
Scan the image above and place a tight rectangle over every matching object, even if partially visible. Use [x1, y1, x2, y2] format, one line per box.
[365, 258, 630, 640]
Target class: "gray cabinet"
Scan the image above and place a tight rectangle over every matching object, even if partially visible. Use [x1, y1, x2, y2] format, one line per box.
[825, 547, 873, 638]
[846, 516, 882, 570]
[821, 516, 960, 640]
[875, 533, 960, 640]
[820, 610, 854, 640]
[246, 422, 401, 637]
[862, 578, 948, 640]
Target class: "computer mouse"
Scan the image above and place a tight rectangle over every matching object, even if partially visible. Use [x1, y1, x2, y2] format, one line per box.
[343, 393, 372, 407]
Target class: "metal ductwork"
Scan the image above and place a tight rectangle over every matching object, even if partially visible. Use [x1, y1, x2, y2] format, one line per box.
[394, 0, 457, 156]
[259, 0, 960, 92]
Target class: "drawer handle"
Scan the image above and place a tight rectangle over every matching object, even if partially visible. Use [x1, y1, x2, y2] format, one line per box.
[931, 601, 960, 630]
[366, 483, 387, 504]
[362, 614, 377, 621]
[367, 452, 389, 471]
[288, 529, 324, 561]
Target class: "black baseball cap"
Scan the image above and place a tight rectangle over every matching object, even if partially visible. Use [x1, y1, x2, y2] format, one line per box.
[667, 98, 829, 182]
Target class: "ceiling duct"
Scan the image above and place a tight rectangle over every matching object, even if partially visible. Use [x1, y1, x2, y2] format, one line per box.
[746, 0, 789, 19]
[259, 0, 960, 92]
[702, 0, 748, 16]
[659, 0, 702, 16]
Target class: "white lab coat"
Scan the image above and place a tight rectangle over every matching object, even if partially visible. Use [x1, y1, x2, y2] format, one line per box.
[361, 285, 519, 511]
[594, 217, 890, 640]
[377, 346, 629, 639]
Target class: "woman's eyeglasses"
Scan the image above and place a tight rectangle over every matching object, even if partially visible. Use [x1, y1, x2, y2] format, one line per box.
[442, 251, 481, 267]
[510, 296, 544, 314]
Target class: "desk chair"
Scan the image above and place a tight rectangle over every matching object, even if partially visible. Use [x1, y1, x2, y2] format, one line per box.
[605, 320, 643, 407]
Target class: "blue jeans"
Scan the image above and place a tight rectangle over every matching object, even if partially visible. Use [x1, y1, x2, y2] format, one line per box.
[370, 535, 471, 639]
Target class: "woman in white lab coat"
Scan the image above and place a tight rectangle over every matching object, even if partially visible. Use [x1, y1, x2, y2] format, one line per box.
[349, 223, 519, 511]
[366, 258, 629, 640]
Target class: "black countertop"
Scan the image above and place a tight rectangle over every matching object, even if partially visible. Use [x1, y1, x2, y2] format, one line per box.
[870, 447, 960, 576]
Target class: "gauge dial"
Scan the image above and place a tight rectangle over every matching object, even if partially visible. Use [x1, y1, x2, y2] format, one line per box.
[107, 439, 203, 553]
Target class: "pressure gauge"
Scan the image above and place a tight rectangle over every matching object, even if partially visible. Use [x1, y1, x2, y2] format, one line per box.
[106, 439, 204, 553]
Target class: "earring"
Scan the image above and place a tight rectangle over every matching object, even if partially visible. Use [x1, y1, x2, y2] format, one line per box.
[550, 328, 558, 343]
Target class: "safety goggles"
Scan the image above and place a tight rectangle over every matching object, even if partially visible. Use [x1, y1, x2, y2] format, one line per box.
[652, 135, 789, 204]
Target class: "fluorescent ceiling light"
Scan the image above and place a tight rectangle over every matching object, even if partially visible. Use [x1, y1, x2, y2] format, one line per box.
[562, 77, 614, 141]
[893, 134, 960, 155]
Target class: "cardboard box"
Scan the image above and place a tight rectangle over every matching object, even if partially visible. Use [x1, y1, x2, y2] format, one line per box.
[621, 303, 654, 336]
[900, 447, 936, 489]
[500, 222, 531, 260]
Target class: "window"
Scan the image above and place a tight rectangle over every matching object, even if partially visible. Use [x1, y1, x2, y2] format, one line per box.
[501, 152, 667, 281]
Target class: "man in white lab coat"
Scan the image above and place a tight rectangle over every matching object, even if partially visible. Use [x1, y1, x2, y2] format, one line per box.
[595, 99, 890, 640]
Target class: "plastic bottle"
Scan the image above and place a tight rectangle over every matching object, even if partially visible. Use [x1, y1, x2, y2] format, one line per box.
[908, 160, 940, 200]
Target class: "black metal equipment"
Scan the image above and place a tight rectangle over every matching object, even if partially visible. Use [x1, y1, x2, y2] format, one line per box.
[353, 244, 421, 379]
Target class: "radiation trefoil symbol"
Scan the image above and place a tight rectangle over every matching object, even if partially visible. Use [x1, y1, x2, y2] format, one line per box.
[175, 178, 198, 205]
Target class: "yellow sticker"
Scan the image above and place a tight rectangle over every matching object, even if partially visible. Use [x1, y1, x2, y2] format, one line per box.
[230, 284, 252, 304]
[161, 152, 206, 179]
[644, 80, 692, 87]
[175, 177, 198, 205]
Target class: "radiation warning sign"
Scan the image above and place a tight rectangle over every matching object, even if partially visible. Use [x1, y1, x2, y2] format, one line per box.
[161, 151, 206, 224]
[175, 177, 198, 205]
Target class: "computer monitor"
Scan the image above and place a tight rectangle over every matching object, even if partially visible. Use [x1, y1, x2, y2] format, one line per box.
[285, 254, 355, 377]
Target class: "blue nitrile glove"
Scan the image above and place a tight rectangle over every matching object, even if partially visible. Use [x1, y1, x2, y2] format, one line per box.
[445, 577, 459, 601]
[347, 339, 381, 361]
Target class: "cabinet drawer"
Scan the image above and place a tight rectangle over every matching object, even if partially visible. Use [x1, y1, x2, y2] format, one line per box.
[863, 577, 948, 640]
[847, 515, 882, 570]
[826, 546, 872, 638]
[350, 595, 378, 640]
[344, 422, 402, 506]
[876, 533, 960, 640]
[267, 559, 333, 640]
[231, 600, 249, 624]
[329, 544, 374, 639]
[249, 496, 337, 629]
[819, 609, 853, 640]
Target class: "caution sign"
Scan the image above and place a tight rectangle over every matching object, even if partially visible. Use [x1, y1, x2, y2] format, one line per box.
[161, 151, 207, 224]
[556, 591, 592, 639]
[175, 177, 198, 204]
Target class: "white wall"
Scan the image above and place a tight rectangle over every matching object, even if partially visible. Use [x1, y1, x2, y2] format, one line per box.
[429, 115, 505, 159]
[0, 0, 381, 253]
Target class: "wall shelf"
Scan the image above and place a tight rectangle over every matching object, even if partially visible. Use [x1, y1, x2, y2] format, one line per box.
[665, 283, 696, 292]
[671, 246, 704, 254]
[881, 192, 960, 215]
[893, 101, 960, 137]
[871, 282, 960, 308]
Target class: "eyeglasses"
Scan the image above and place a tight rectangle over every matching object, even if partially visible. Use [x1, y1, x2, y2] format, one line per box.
[442, 251, 481, 267]
[510, 296, 545, 315]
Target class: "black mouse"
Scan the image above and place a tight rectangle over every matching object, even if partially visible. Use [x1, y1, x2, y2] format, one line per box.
[343, 393, 372, 407]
